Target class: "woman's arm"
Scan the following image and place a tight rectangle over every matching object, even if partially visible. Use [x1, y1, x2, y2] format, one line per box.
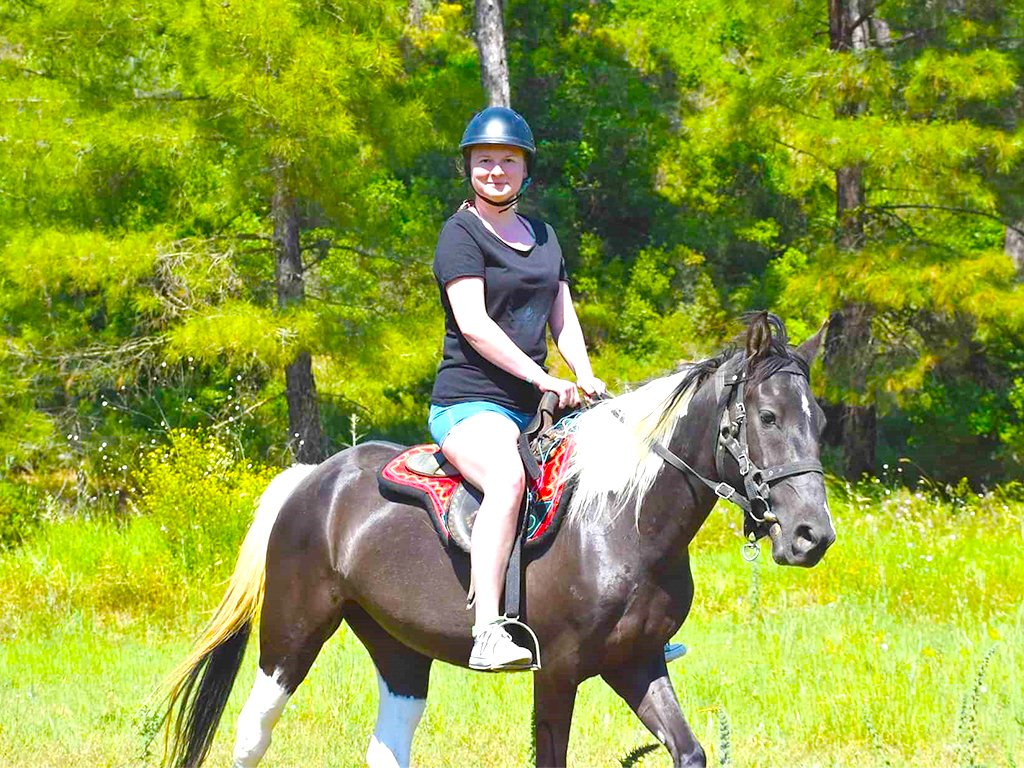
[549, 282, 606, 397]
[446, 277, 579, 407]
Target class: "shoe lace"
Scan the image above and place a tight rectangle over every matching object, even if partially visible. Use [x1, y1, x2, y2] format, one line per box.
[478, 623, 514, 650]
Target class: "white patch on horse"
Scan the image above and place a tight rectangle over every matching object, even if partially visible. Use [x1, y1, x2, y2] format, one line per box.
[233, 668, 290, 767]
[366, 669, 426, 768]
[566, 368, 697, 529]
[800, 391, 812, 421]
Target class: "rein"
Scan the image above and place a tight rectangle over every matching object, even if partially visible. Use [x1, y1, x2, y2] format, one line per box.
[616, 360, 823, 556]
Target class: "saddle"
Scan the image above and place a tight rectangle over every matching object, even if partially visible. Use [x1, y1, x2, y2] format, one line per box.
[377, 393, 575, 553]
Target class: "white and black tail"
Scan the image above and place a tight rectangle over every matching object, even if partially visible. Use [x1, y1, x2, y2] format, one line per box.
[157, 464, 317, 768]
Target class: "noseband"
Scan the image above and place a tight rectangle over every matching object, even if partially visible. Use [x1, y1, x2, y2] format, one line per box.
[649, 361, 824, 549]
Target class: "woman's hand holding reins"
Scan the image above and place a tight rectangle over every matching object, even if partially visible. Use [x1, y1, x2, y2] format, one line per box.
[574, 374, 607, 401]
[535, 373, 580, 409]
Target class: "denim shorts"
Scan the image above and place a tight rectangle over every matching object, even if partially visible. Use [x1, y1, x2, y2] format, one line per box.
[428, 401, 533, 447]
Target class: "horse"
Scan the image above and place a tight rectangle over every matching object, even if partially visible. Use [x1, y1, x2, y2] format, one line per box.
[159, 312, 836, 768]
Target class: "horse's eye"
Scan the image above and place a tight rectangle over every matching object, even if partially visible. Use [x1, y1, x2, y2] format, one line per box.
[759, 410, 777, 427]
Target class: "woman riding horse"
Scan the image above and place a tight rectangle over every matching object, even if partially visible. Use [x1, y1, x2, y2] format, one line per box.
[429, 107, 684, 670]
[426, 106, 604, 670]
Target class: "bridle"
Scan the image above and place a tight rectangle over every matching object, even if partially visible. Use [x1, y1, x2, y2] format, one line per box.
[647, 358, 824, 558]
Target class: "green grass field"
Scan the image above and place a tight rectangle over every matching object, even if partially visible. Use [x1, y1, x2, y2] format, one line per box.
[1, 479, 1022, 767]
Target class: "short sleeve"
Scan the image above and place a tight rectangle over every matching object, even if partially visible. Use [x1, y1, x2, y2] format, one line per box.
[433, 218, 485, 286]
[545, 222, 569, 285]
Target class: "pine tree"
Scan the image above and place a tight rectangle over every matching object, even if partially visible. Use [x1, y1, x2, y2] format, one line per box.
[0, 0, 437, 472]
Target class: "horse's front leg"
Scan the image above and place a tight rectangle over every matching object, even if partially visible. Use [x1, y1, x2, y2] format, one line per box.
[601, 654, 706, 768]
[533, 671, 578, 767]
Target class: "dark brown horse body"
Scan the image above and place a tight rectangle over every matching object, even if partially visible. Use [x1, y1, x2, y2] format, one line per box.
[161, 314, 835, 768]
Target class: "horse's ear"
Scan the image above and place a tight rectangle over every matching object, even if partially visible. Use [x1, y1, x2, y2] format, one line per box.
[794, 318, 829, 365]
[745, 311, 773, 364]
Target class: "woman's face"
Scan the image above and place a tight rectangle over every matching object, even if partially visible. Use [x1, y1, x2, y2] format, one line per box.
[469, 145, 526, 203]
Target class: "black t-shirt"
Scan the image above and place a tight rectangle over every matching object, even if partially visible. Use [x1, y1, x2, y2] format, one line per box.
[431, 208, 568, 412]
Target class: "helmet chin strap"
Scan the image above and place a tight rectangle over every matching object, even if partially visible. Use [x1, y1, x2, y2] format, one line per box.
[473, 177, 532, 213]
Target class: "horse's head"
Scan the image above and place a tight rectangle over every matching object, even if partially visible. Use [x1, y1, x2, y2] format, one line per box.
[724, 313, 835, 567]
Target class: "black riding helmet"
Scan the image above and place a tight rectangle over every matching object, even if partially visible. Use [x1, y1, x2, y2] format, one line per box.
[459, 106, 536, 209]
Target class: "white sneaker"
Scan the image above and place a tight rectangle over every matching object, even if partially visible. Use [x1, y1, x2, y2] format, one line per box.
[469, 622, 533, 671]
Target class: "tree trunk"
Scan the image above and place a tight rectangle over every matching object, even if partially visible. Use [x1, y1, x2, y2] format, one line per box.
[1007, 222, 1024, 281]
[836, 165, 865, 250]
[273, 169, 325, 463]
[824, 305, 877, 478]
[474, 0, 510, 107]
[825, 0, 877, 479]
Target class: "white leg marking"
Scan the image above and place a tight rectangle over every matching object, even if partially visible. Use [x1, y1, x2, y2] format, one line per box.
[233, 668, 291, 768]
[366, 669, 426, 768]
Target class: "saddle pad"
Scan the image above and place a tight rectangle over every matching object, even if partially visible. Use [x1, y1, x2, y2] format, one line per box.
[377, 439, 575, 549]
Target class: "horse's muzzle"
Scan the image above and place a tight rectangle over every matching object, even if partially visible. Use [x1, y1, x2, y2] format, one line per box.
[769, 514, 835, 567]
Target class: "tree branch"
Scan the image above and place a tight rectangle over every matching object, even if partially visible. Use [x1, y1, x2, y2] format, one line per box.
[131, 89, 209, 101]
[771, 138, 835, 171]
[209, 393, 283, 431]
[301, 239, 429, 270]
[867, 204, 1024, 238]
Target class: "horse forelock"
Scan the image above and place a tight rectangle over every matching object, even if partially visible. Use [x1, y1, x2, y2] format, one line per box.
[741, 311, 810, 386]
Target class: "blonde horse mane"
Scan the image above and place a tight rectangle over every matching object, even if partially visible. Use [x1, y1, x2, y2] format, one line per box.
[564, 367, 703, 529]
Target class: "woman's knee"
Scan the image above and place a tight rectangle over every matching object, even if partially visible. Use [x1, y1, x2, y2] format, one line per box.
[478, 463, 525, 499]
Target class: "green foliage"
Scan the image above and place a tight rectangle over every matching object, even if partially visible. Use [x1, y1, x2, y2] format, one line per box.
[0, 479, 41, 550]
[165, 300, 321, 369]
[618, 743, 659, 767]
[957, 645, 999, 768]
[716, 706, 732, 767]
[1, 0, 1023, 486]
[135, 429, 274, 570]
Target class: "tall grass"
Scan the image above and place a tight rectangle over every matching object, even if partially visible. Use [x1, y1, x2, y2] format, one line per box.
[1, 434, 1022, 766]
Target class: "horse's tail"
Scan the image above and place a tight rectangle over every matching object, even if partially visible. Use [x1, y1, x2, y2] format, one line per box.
[159, 463, 318, 768]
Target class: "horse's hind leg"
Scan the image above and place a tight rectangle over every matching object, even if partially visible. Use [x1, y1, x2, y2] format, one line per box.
[346, 606, 431, 768]
[232, 666, 292, 767]
[232, 567, 345, 767]
[602, 654, 706, 767]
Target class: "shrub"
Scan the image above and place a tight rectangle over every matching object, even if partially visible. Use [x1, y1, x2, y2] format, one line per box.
[0, 479, 41, 550]
[136, 430, 275, 572]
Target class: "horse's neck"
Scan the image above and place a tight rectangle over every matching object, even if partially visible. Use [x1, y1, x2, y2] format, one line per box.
[633, 377, 723, 565]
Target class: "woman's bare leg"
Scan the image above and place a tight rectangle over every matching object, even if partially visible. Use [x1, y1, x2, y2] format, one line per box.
[439, 411, 525, 625]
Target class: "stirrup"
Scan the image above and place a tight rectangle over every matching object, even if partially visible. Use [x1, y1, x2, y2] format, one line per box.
[493, 616, 542, 671]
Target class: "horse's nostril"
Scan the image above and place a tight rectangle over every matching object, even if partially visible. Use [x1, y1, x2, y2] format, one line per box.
[793, 523, 818, 555]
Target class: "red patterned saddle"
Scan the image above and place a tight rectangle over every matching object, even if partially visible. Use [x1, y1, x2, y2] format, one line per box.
[377, 437, 576, 552]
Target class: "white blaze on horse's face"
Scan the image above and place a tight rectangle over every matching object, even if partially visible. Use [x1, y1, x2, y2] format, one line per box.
[800, 391, 813, 422]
